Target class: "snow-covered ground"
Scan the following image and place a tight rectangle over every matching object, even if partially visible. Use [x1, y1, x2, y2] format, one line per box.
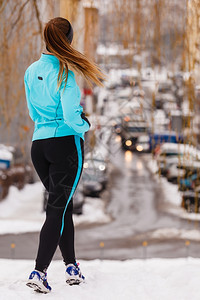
[1, 257, 200, 300]
[0, 181, 110, 235]
[147, 158, 200, 222]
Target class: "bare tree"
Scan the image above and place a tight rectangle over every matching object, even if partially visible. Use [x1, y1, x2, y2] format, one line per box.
[0, 0, 57, 161]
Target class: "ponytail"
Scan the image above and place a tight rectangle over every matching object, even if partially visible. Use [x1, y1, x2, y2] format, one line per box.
[43, 17, 106, 90]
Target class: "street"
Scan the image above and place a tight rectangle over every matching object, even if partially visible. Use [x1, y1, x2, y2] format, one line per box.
[0, 137, 200, 261]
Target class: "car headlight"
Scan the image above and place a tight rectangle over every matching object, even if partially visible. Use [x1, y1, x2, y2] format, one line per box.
[125, 139, 132, 146]
[136, 145, 143, 151]
[83, 162, 88, 168]
[99, 164, 106, 171]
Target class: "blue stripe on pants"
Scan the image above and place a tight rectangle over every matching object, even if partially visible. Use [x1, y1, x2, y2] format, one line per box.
[60, 135, 82, 236]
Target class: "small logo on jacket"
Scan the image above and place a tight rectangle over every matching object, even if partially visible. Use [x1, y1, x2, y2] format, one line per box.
[38, 76, 43, 80]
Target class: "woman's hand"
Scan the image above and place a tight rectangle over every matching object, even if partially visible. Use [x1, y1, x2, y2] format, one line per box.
[81, 112, 91, 128]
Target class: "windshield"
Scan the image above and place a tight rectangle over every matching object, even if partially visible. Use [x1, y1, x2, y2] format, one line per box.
[160, 153, 183, 157]
[85, 158, 105, 163]
[126, 127, 147, 133]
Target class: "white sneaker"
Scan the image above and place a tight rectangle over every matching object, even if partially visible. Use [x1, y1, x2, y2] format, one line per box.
[65, 262, 85, 285]
[26, 270, 52, 293]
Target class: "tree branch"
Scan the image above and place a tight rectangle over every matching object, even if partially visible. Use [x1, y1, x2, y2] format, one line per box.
[11, 0, 30, 30]
[32, 0, 43, 39]
[0, 0, 7, 16]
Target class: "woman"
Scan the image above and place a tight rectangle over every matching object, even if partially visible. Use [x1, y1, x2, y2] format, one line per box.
[24, 17, 105, 294]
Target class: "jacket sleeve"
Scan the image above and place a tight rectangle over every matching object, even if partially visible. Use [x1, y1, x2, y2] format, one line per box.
[24, 71, 39, 122]
[59, 71, 90, 134]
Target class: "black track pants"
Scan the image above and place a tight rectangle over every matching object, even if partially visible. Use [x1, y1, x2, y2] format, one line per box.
[30, 135, 84, 273]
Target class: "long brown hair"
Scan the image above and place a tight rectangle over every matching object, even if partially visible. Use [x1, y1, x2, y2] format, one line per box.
[43, 17, 106, 91]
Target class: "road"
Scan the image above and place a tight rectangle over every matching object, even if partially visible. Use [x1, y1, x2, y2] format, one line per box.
[0, 136, 200, 261]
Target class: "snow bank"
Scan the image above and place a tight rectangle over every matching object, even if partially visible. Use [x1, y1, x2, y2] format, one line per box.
[0, 182, 45, 234]
[73, 197, 111, 226]
[151, 228, 200, 241]
[0, 182, 110, 235]
[147, 157, 159, 174]
[147, 158, 200, 222]
[0, 144, 14, 160]
[1, 258, 200, 300]
[158, 176, 200, 222]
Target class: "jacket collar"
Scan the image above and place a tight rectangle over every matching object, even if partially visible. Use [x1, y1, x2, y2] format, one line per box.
[40, 53, 59, 64]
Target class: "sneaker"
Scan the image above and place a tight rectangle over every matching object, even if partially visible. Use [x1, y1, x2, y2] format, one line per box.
[65, 262, 85, 285]
[26, 270, 52, 293]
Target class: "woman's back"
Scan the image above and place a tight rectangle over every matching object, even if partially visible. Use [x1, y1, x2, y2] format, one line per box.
[24, 53, 89, 142]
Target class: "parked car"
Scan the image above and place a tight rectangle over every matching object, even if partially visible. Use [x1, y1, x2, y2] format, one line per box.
[178, 161, 200, 191]
[157, 80, 174, 94]
[155, 92, 176, 109]
[179, 173, 199, 191]
[166, 163, 186, 183]
[82, 172, 104, 197]
[43, 181, 85, 214]
[82, 154, 108, 197]
[156, 143, 200, 168]
[182, 187, 200, 213]
[158, 156, 179, 176]
[0, 164, 34, 201]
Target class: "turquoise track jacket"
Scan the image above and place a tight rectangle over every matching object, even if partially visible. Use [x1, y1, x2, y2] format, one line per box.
[24, 53, 90, 142]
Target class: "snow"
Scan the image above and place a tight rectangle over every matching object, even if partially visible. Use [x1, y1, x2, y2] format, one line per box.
[160, 142, 200, 159]
[171, 109, 182, 116]
[0, 144, 13, 160]
[160, 176, 182, 206]
[159, 176, 200, 222]
[97, 44, 130, 56]
[151, 228, 200, 241]
[147, 158, 200, 224]
[95, 87, 110, 112]
[0, 182, 45, 234]
[0, 181, 110, 235]
[147, 157, 159, 174]
[83, 0, 99, 8]
[1, 257, 200, 300]
[73, 196, 111, 226]
[154, 109, 169, 126]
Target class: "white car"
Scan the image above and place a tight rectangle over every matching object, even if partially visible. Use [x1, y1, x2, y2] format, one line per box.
[158, 156, 180, 176]
[158, 143, 200, 161]
[166, 163, 186, 183]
